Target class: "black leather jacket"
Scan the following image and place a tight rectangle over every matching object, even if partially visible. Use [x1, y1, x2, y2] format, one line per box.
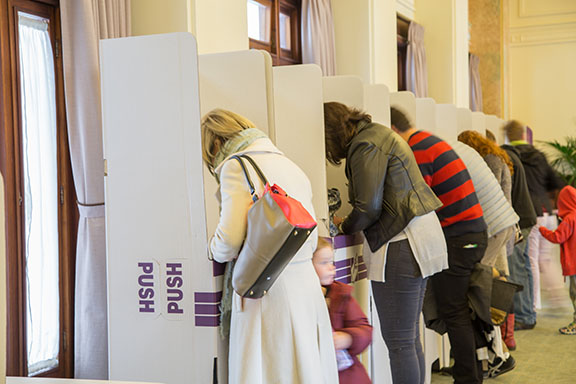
[342, 121, 442, 252]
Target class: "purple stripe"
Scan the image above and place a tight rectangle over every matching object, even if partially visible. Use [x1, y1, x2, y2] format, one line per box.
[336, 268, 350, 278]
[333, 233, 363, 249]
[358, 271, 368, 280]
[334, 258, 351, 269]
[194, 291, 222, 303]
[335, 258, 366, 270]
[336, 276, 351, 284]
[213, 261, 225, 277]
[195, 316, 220, 327]
[195, 304, 220, 315]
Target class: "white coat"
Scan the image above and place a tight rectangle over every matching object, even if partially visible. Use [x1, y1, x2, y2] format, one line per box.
[211, 137, 338, 384]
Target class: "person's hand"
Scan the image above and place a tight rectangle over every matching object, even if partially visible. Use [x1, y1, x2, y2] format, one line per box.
[333, 331, 353, 350]
[333, 215, 344, 226]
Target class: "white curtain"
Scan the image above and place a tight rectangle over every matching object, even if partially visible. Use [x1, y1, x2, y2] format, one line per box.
[301, 0, 336, 76]
[406, 21, 428, 97]
[469, 53, 483, 112]
[18, 13, 60, 375]
[60, 0, 130, 379]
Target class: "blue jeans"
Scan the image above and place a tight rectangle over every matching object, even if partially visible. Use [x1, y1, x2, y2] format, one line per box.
[508, 227, 537, 325]
[371, 239, 427, 384]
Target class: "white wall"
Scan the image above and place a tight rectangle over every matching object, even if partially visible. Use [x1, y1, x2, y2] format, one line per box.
[131, 0, 248, 54]
[194, 0, 249, 54]
[331, 0, 398, 88]
[415, 0, 469, 107]
[131, 0, 189, 36]
[507, 0, 576, 143]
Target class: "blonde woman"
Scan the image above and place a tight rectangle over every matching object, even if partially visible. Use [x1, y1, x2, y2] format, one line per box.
[202, 109, 338, 384]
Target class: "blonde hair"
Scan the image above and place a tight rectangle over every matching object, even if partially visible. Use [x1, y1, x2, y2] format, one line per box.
[201, 109, 256, 172]
[314, 237, 333, 255]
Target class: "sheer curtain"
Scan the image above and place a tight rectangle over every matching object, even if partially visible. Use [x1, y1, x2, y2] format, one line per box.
[18, 13, 60, 375]
[406, 21, 428, 97]
[301, 0, 336, 76]
[469, 53, 483, 112]
[60, 0, 130, 379]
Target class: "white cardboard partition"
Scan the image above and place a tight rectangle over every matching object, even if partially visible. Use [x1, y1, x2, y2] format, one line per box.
[415, 98, 436, 133]
[323, 76, 393, 384]
[390, 91, 417, 126]
[364, 84, 391, 126]
[322, 75, 364, 219]
[457, 108, 473, 135]
[471, 111, 486, 137]
[485, 115, 502, 144]
[198, 49, 274, 241]
[1, 176, 5, 384]
[198, 49, 275, 383]
[272, 64, 329, 236]
[198, 50, 273, 136]
[435, 104, 458, 141]
[101, 33, 216, 384]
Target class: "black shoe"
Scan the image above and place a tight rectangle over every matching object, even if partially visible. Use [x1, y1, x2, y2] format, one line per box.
[484, 356, 516, 379]
[514, 321, 536, 330]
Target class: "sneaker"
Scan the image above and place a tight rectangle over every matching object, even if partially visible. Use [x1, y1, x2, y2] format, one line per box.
[514, 321, 536, 331]
[559, 321, 576, 335]
[484, 356, 516, 379]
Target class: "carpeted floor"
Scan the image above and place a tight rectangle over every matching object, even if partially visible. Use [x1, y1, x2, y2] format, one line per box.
[431, 298, 576, 383]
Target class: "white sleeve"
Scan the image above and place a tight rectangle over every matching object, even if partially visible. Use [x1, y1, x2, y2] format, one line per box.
[209, 160, 253, 263]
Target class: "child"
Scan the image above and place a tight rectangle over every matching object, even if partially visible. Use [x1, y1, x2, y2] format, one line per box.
[313, 238, 372, 384]
[539, 185, 576, 335]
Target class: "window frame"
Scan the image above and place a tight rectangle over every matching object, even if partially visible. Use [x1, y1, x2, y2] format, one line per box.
[397, 14, 410, 92]
[0, 0, 76, 377]
[248, 0, 302, 66]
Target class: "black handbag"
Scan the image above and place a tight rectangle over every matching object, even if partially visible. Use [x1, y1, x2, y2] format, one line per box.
[231, 155, 317, 298]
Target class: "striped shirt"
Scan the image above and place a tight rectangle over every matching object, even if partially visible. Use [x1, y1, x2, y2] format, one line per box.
[408, 131, 486, 237]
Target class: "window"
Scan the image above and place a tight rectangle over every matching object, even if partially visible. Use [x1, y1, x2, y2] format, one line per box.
[0, 0, 76, 377]
[247, 0, 302, 66]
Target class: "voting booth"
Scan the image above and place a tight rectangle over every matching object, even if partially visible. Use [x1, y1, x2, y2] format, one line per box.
[272, 64, 329, 234]
[471, 112, 487, 137]
[485, 115, 503, 144]
[415, 98, 436, 132]
[323, 76, 394, 383]
[457, 108, 473, 135]
[101, 33, 217, 384]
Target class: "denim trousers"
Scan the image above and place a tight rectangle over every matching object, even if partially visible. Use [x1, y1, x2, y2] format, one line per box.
[430, 231, 488, 384]
[371, 239, 427, 384]
[507, 227, 537, 325]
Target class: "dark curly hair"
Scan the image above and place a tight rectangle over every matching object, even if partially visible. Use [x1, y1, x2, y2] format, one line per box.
[458, 130, 514, 176]
[323, 102, 371, 165]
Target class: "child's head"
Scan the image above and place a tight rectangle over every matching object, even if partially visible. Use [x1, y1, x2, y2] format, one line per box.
[313, 238, 336, 286]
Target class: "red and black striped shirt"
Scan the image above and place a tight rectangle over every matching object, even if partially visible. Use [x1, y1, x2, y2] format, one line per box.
[408, 131, 486, 237]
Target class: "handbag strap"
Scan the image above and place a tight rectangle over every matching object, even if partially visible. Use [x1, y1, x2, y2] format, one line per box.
[239, 155, 269, 186]
[231, 155, 257, 200]
[231, 154, 271, 202]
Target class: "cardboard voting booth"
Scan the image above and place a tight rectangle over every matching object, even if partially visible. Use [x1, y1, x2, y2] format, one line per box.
[101, 33, 217, 384]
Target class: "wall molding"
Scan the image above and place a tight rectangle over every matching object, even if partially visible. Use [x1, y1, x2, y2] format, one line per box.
[510, 22, 576, 47]
[396, 0, 415, 20]
[519, 0, 576, 19]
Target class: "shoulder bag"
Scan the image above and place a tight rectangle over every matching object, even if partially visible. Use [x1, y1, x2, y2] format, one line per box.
[230, 154, 317, 298]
